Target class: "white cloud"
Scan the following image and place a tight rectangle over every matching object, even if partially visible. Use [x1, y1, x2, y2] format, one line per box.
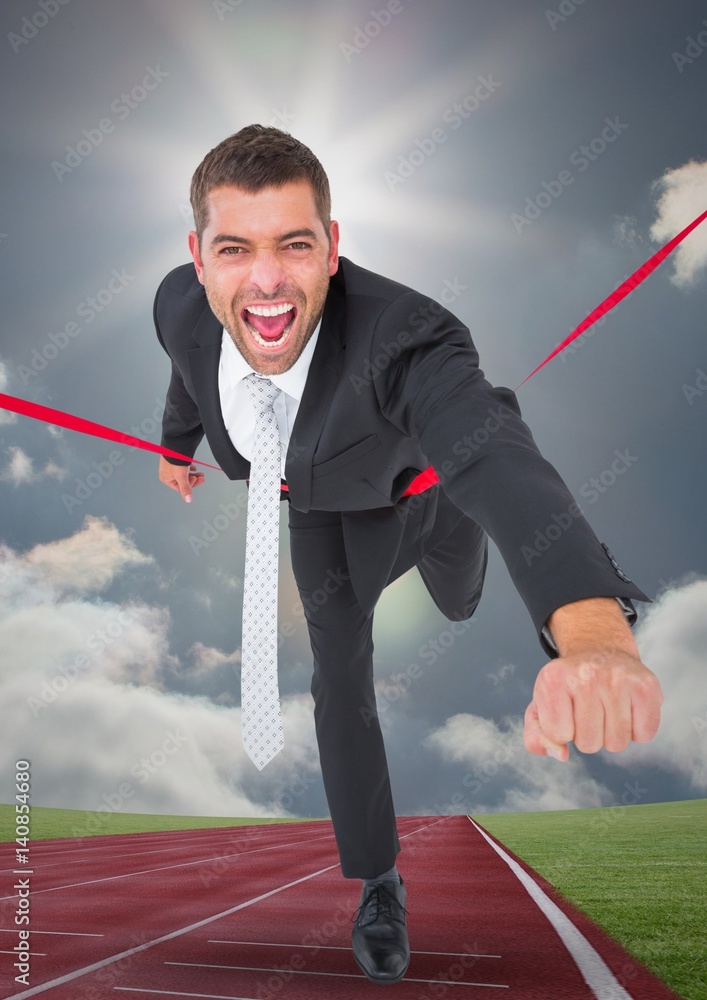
[42, 459, 65, 480]
[186, 641, 241, 691]
[650, 160, 707, 287]
[24, 514, 153, 593]
[190, 642, 241, 671]
[0, 446, 66, 484]
[602, 576, 707, 791]
[422, 577, 707, 811]
[0, 519, 320, 819]
[613, 214, 644, 250]
[1, 446, 34, 484]
[486, 662, 516, 687]
[424, 712, 612, 813]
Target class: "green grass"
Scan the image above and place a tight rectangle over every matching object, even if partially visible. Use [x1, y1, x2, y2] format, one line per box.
[0, 803, 315, 842]
[2, 799, 704, 998]
[476, 798, 707, 1000]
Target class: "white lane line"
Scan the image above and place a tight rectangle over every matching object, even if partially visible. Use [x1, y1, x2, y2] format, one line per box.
[0, 831, 336, 901]
[0, 840, 272, 873]
[0, 929, 104, 937]
[0, 817, 438, 902]
[0, 815, 431, 872]
[3, 861, 340, 999]
[467, 817, 634, 1000]
[114, 990, 261, 998]
[0, 950, 47, 957]
[0, 827, 329, 873]
[165, 961, 508, 987]
[0, 832, 334, 875]
[116, 991, 256, 999]
[3, 815, 452, 999]
[208, 939, 502, 958]
[0, 821, 325, 852]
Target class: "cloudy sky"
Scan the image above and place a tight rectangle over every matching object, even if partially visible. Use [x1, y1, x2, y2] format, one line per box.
[1, 0, 706, 830]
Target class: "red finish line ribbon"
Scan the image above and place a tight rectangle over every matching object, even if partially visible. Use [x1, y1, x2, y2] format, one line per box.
[514, 208, 707, 390]
[0, 392, 222, 471]
[1, 210, 705, 477]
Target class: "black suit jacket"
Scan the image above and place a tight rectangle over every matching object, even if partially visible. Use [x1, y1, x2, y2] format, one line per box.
[154, 256, 650, 652]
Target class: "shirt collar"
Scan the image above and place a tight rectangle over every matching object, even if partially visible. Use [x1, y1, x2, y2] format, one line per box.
[221, 317, 322, 402]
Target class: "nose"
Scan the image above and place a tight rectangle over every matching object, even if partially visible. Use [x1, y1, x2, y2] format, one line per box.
[247, 250, 288, 298]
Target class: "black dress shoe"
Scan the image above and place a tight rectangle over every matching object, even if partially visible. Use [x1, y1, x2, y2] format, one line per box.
[351, 876, 410, 984]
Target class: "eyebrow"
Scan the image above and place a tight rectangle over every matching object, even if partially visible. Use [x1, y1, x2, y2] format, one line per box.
[210, 229, 319, 248]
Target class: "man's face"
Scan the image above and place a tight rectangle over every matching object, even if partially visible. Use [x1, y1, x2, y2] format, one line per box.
[189, 181, 339, 376]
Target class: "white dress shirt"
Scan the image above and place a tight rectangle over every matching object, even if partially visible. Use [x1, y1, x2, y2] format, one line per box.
[218, 320, 322, 479]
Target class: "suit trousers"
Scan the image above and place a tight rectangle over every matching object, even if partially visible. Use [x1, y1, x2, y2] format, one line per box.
[288, 487, 488, 879]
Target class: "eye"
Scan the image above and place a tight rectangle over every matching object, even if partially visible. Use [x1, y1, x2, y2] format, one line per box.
[220, 246, 246, 255]
[287, 242, 311, 251]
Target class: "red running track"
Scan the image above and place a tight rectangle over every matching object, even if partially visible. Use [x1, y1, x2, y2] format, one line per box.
[0, 815, 681, 1000]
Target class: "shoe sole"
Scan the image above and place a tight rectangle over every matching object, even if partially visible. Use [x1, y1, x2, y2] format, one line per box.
[352, 949, 411, 985]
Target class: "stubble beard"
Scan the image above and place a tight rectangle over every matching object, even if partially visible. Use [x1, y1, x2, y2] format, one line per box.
[203, 272, 330, 376]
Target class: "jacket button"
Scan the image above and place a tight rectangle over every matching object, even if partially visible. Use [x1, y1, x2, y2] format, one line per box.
[601, 542, 632, 583]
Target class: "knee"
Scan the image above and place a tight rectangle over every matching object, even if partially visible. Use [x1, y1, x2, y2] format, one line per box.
[446, 593, 482, 623]
[298, 581, 368, 634]
[310, 669, 377, 724]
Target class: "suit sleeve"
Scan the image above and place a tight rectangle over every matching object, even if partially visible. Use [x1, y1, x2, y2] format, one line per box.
[375, 291, 651, 653]
[153, 277, 205, 466]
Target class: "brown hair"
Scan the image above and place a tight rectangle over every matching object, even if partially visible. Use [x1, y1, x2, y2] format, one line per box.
[190, 124, 331, 242]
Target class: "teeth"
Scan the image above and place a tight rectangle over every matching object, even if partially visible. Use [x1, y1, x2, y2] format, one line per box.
[246, 320, 292, 348]
[246, 303, 295, 317]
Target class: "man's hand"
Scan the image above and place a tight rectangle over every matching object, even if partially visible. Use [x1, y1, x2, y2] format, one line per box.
[158, 456, 205, 502]
[524, 597, 663, 761]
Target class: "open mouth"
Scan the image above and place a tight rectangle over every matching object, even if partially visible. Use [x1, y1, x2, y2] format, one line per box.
[242, 302, 297, 349]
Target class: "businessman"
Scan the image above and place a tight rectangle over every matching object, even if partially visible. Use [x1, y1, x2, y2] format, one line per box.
[155, 125, 663, 985]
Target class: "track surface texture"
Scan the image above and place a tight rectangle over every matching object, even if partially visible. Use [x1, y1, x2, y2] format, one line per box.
[0, 815, 681, 999]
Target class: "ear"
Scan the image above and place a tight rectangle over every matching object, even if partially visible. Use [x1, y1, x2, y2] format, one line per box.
[188, 231, 205, 284]
[328, 220, 340, 276]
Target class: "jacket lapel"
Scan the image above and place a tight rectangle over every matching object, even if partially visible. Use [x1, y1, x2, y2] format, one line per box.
[182, 267, 347, 493]
[186, 303, 251, 479]
[285, 269, 346, 512]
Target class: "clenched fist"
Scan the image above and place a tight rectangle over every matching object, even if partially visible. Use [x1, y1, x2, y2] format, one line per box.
[524, 597, 663, 761]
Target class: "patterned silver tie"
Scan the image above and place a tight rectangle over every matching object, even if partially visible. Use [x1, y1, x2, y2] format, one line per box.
[241, 374, 284, 770]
